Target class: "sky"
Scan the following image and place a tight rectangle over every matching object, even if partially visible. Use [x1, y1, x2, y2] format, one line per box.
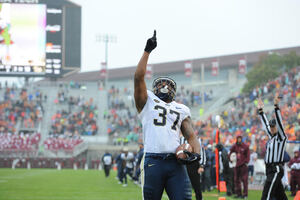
[71, 0, 300, 72]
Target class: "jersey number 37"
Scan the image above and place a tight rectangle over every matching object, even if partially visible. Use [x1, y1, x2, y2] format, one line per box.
[153, 105, 180, 131]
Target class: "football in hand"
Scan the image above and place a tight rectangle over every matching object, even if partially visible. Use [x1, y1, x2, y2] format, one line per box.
[175, 143, 193, 160]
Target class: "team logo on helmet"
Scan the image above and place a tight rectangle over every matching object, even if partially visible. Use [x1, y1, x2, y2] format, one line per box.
[152, 77, 177, 102]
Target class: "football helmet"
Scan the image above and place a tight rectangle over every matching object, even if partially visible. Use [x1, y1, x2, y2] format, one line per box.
[269, 119, 276, 127]
[152, 77, 177, 102]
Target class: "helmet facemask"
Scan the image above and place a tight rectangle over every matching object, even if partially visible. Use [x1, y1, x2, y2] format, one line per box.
[152, 77, 177, 102]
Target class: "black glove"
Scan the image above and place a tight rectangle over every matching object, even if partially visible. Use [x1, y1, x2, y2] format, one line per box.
[178, 150, 201, 165]
[144, 30, 157, 53]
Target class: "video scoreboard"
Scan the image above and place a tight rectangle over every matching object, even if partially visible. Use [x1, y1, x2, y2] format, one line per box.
[0, 0, 81, 77]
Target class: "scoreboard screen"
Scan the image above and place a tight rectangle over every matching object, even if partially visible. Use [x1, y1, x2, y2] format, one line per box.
[0, 1, 63, 76]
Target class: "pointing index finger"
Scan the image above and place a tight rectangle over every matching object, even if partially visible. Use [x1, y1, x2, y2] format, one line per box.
[153, 30, 156, 38]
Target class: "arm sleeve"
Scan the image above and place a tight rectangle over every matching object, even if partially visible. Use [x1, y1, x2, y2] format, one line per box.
[259, 111, 272, 139]
[178, 104, 191, 122]
[182, 106, 191, 121]
[274, 106, 287, 140]
[199, 147, 206, 166]
[138, 90, 153, 119]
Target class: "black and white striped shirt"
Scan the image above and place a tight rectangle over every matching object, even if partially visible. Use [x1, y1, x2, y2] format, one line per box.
[259, 105, 287, 164]
[180, 137, 206, 166]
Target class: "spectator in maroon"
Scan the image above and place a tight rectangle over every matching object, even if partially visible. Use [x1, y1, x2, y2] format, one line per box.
[288, 150, 300, 197]
[229, 135, 250, 199]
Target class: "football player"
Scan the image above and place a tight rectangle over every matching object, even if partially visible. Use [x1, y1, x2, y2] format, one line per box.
[134, 30, 201, 200]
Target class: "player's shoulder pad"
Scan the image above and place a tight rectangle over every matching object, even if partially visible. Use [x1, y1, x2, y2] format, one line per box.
[147, 90, 157, 100]
[173, 102, 191, 118]
[128, 152, 135, 158]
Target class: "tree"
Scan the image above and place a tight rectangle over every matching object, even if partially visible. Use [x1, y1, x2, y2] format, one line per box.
[242, 51, 300, 93]
[283, 51, 300, 70]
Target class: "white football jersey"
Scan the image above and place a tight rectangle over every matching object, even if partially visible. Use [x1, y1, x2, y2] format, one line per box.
[139, 90, 191, 153]
[103, 155, 112, 165]
[121, 152, 135, 168]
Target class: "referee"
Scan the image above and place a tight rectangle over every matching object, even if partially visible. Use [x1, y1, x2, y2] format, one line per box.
[257, 93, 288, 200]
[180, 136, 206, 200]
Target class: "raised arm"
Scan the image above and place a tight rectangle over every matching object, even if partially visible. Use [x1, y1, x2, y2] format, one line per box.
[199, 141, 206, 166]
[134, 30, 157, 113]
[197, 146, 206, 173]
[181, 117, 200, 154]
[274, 92, 287, 139]
[199, 145, 206, 166]
[198, 138, 206, 166]
[257, 98, 272, 138]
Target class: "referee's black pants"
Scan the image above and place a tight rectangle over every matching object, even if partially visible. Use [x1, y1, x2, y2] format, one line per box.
[186, 162, 202, 200]
[261, 164, 287, 200]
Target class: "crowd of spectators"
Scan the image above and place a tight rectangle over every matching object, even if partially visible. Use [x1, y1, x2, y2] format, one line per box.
[54, 81, 88, 106]
[0, 65, 298, 153]
[50, 98, 98, 137]
[107, 86, 134, 109]
[0, 84, 46, 153]
[55, 93, 86, 114]
[195, 66, 300, 158]
[0, 87, 44, 132]
[105, 86, 140, 144]
[176, 86, 213, 107]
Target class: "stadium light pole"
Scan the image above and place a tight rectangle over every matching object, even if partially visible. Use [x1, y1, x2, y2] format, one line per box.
[95, 34, 117, 89]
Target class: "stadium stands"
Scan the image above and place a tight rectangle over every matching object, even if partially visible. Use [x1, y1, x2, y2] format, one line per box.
[0, 87, 44, 132]
[196, 66, 300, 157]
[0, 86, 44, 156]
[0, 52, 299, 160]
[49, 100, 98, 137]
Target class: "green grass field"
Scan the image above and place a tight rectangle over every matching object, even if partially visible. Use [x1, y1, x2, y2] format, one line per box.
[0, 169, 294, 200]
